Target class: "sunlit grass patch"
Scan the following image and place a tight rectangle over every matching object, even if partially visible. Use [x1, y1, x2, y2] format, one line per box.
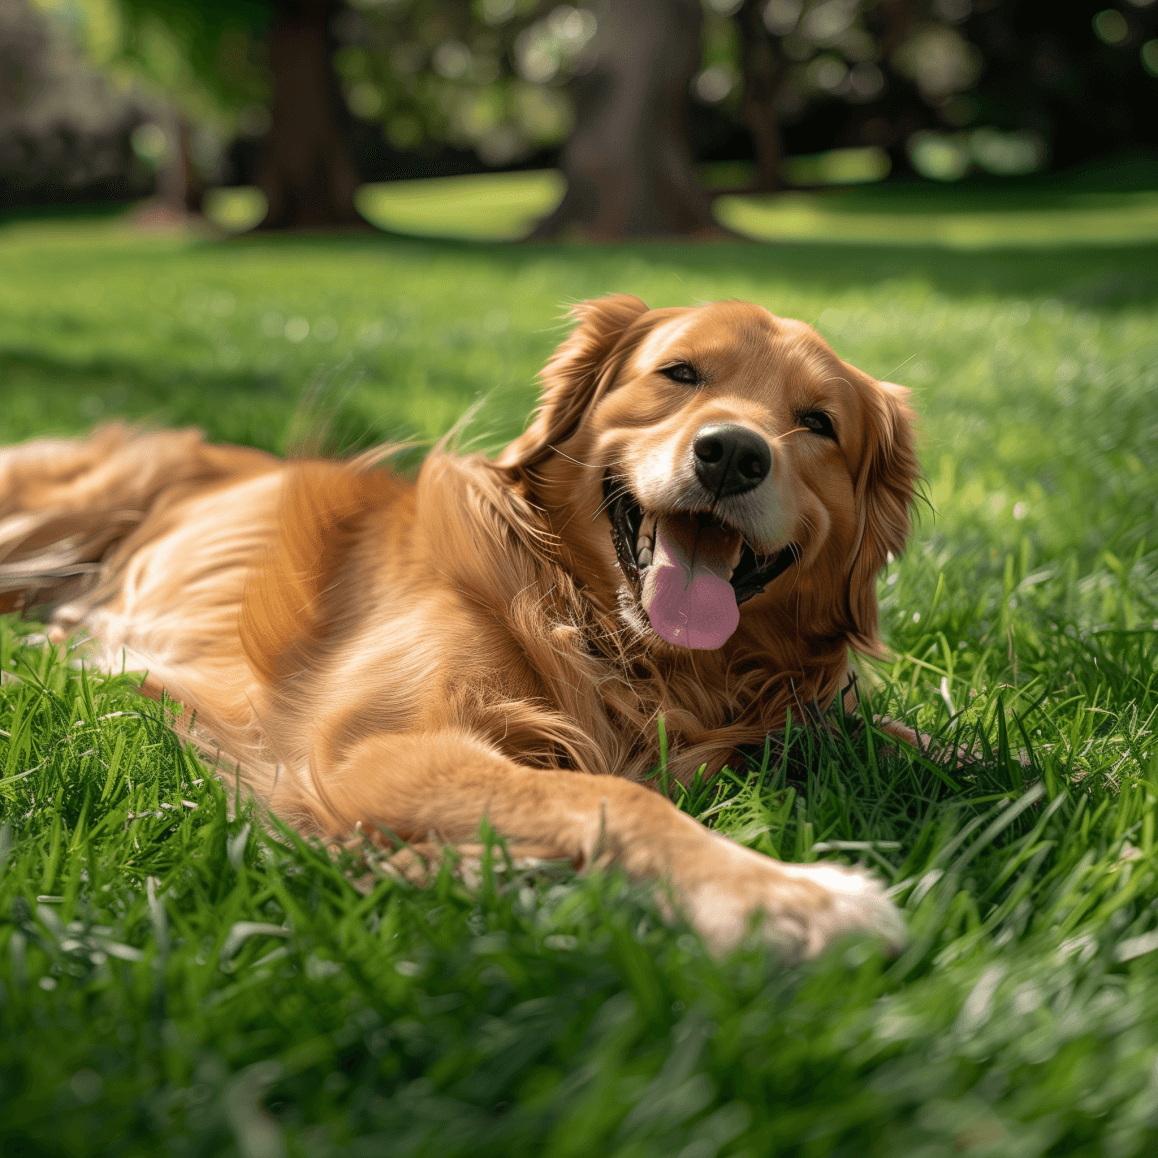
[355, 170, 566, 241]
[716, 188, 1158, 248]
[203, 187, 269, 234]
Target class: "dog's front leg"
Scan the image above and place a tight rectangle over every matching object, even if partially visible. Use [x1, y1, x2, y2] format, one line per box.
[307, 728, 904, 960]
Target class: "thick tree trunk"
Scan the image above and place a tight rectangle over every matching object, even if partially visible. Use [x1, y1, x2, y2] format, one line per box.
[255, 0, 362, 230]
[737, 0, 786, 193]
[531, 0, 717, 240]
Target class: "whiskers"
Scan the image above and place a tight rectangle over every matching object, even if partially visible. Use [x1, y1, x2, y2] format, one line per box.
[534, 447, 630, 524]
[547, 446, 608, 470]
[786, 540, 805, 594]
[592, 472, 631, 523]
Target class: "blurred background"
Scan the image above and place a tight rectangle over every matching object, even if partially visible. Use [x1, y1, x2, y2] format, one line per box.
[2, 0, 1156, 240]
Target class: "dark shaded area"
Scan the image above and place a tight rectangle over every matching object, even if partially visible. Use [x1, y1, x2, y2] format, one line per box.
[0, 0, 153, 208]
[731, 0, 1158, 184]
[965, 0, 1158, 169]
[254, 0, 362, 228]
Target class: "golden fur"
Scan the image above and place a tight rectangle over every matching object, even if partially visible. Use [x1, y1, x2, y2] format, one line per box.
[0, 297, 918, 958]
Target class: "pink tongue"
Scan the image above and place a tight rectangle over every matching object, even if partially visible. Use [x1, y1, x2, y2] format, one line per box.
[641, 521, 740, 650]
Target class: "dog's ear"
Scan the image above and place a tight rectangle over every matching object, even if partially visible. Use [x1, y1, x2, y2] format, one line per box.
[498, 294, 649, 470]
[846, 379, 919, 652]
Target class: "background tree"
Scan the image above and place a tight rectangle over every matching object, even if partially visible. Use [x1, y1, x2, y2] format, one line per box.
[8, 0, 1158, 234]
[734, 0, 788, 192]
[114, 0, 363, 227]
[347, 0, 714, 236]
[109, 0, 601, 226]
[530, 0, 716, 237]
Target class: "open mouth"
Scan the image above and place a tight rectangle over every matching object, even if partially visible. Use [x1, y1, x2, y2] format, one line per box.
[604, 474, 797, 648]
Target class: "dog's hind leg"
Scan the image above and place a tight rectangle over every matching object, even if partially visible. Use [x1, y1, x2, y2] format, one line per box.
[297, 727, 906, 962]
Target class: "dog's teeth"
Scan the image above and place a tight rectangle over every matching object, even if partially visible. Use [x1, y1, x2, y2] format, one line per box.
[635, 510, 656, 568]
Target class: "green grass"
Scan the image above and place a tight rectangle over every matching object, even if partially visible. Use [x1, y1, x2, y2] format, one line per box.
[356, 171, 567, 241]
[206, 156, 1158, 248]
[715, 188, 1158, 248]
[1, 205, 1158, 1156]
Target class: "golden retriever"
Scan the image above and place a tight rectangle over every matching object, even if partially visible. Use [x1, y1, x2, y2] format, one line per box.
[0, 295, 917, 959]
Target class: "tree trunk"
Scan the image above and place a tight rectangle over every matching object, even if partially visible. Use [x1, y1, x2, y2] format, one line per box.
[153, 117, 206, 216]
[255, 0, 362, 230]
[531, 0, 717, 240]
[736, 0, 786, 193]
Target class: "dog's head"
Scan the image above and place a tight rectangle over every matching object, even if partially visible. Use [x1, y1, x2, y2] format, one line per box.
[499, 295, 918, 658]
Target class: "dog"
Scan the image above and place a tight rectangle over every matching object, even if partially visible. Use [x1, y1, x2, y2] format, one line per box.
[0, 295, 917, 959]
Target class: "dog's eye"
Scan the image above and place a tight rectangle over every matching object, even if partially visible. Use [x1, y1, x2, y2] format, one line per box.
[660, 362, 699, 385]
[799, 411, 836, 440]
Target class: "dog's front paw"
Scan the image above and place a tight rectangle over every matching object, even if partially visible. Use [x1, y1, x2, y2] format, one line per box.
[677, 835, 906, 961]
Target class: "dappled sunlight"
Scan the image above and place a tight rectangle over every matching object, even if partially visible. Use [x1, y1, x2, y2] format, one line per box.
[355, 170, 566, 241]
[718, 187, 1158, 247]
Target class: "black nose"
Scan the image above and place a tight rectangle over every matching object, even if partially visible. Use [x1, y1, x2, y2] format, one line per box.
[692, 424, 772, 498]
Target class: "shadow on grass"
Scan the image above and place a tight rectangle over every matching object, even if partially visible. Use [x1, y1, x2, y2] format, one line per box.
[204, 228, 1158, 310]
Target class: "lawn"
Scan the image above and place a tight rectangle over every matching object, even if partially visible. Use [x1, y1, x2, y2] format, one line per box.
[1, 195, 1158, 1157]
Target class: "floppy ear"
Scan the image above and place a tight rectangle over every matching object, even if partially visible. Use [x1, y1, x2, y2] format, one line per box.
[847, 380, 919, 653]
[498, 294, 649, 470]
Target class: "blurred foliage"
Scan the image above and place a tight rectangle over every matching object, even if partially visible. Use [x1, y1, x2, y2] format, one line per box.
[694, 0, 1158, 183]
[23, 0, 271, 190]
[0, 1, 153, 206]
[325, 0, 1158, 181]
[332, 0, 591, 168]
[36, 0, 270, 115]
[22, 0, 1158, 191]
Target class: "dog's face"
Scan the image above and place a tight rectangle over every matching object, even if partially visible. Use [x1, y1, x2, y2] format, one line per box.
[501, 296, 918, 656]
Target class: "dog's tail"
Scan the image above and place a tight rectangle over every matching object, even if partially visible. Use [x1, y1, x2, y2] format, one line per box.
[0, 422, 277, 620]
